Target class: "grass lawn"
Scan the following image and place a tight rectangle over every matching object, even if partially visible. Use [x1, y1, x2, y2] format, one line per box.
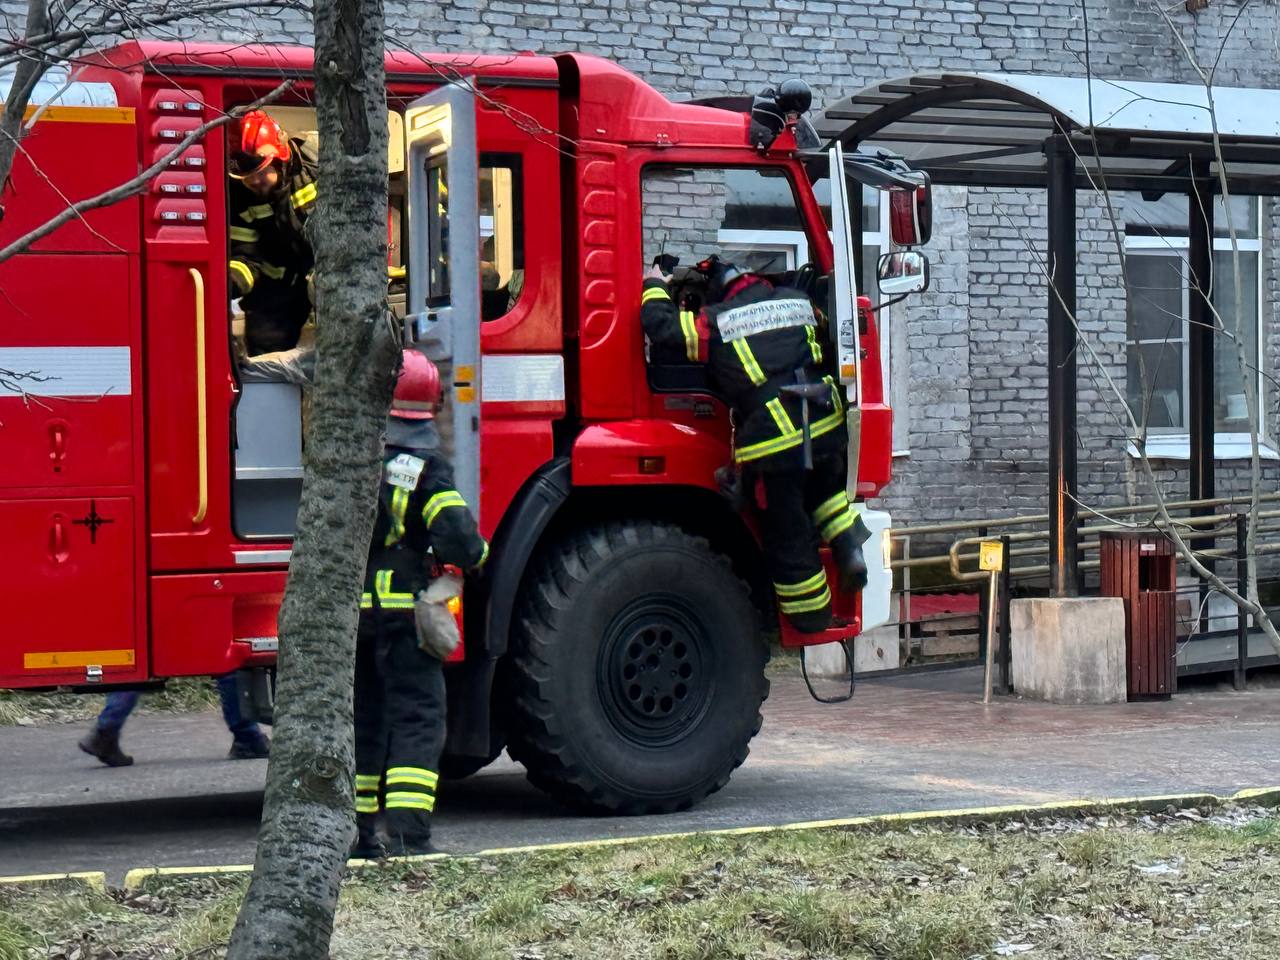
[2, 803, 1278, 959]
[0, 681, 220, 728]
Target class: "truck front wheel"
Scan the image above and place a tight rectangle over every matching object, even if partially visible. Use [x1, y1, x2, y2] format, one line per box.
[506, 521, 768, 814]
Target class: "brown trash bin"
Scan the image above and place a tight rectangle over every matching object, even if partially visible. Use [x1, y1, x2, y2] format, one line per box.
[1099, 532, 1177, 700]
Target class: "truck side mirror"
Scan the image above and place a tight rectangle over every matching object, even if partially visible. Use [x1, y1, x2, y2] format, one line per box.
[877, 250, 930, 296]
[888, 182, 932, 247]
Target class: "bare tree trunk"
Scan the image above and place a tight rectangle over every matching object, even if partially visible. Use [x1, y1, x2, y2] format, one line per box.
[226, 0, 392, 956]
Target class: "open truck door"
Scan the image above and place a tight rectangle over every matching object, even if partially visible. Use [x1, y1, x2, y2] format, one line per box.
[404, 86, 482, 512]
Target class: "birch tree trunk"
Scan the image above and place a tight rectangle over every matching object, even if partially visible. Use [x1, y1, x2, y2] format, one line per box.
[226, 0, 393, 956]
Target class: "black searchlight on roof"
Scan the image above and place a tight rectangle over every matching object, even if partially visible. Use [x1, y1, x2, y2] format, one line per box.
[749, 78, 817, 151]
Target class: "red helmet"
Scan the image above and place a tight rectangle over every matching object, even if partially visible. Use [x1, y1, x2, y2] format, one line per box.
[391, 350, 441, 420]
[229, 110, 291, 180]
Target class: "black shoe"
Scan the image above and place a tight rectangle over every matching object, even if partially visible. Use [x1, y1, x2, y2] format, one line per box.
[228, 735, 270, 760]
[385, 837, 440, 858]
[78, 730, 134, 767]
[349, 838, 389, 861]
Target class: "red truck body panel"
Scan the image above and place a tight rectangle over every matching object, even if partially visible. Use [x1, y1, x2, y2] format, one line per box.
[0, 42, 892, 689]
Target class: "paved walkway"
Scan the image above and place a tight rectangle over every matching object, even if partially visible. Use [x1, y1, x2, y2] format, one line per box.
[2, 667, 1278, 882]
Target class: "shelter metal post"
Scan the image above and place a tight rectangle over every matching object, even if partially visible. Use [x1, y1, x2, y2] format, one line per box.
[1188, 159, 1215, 631]
[1046, 134, 1078, 597]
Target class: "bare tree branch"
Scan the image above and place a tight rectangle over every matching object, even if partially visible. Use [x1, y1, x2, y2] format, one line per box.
[0, 80, 292, 264]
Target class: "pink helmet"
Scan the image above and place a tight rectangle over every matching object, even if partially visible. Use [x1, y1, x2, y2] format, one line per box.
[390, 350, 441, 420]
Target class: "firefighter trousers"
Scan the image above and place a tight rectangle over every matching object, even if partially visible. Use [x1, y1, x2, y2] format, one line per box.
[242, 276, 311, 356]
[754, 451, 866, 634]
[353, 609, 445, 846]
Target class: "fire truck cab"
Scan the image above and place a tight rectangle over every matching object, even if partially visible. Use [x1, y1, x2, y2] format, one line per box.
[0, 43, 930, 813]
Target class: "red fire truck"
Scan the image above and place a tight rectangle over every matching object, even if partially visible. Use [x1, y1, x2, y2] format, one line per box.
[0, 43, 930, 813]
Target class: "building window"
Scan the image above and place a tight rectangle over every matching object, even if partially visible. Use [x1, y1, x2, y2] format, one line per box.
[1123, 194, 1268, 457]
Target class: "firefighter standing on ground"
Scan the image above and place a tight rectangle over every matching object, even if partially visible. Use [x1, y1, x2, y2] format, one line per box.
[227, 110, 318, 357]
[352, 350, 488, 859]
[640, 255, 868, 633]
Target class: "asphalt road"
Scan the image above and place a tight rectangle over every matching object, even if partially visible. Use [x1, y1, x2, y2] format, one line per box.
[3, 667, 1279, 883]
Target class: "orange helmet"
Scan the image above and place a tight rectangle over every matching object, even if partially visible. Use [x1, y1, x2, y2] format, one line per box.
[391, 350, 441, 420]
[229, 110, 291, 179]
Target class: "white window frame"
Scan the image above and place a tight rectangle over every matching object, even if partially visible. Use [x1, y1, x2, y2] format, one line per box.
[1123, 218, 1272, 460]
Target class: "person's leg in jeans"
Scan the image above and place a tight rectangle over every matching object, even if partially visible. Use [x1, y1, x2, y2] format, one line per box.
[79, 692, 140, 767]
[217, 674, 270, 759]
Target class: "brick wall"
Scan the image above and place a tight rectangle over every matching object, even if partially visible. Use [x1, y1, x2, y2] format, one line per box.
[8, 0, 1279, 545]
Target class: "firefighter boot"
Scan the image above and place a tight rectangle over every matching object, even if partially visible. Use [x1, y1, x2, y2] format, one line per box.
[350, 814, 388, 861]
[385, 809, 439, 857]
[386, 835, 440, 858]
[78, 729, 134, 768]
[831, 520, 871, 595]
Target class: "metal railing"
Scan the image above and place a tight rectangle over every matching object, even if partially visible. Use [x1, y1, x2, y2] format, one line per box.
[881, 492, 1280, 681]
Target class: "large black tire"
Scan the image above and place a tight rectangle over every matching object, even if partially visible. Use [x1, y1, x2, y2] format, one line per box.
[506, 522, 769, 814]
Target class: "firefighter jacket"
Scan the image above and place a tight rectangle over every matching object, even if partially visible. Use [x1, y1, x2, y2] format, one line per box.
[360, 439, 488, 613]
[640, 275, 844, 468]
[228, 138, 318, 298]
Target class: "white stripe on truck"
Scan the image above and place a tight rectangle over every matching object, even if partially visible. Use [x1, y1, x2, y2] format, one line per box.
[0, 347, 131, 397]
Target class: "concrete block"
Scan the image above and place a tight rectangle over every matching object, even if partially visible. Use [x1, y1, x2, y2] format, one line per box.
[802, 625, 900, 678]
[1011, 598, 1127, 704]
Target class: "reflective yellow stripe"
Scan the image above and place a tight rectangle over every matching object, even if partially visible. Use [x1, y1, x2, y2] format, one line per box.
[292, 182, 317, 208]
[735, 430, 803, 463]
[822, 509, 856, 543]
[239, 204, 273, 222]
[384, 487, 410, 547]
[258, 262, 287, 280]
[477, 541, 490, 568]
[813, 492, 848, 526]
[368, 570, 417, 609]
[355, 774, 381, 791]
[810, 406, 844, 439]
[385, 791, 436, 811]
[732, 339, 767, 386]
[641, 286, 670, 304]
[774, 571, 828, 598]
[779, 586, 832, 615]
[805, 325, 823, 364]
[766, 398, 794, 436]
[229, 226, 258, 243]
[386, 772, 438, 789]
[386, 766, 438, 781]
[355, 796, 380, 814]
[678, 310, 699, 361]
[423, 490, 467, 527]
[228, 259, 254, 291]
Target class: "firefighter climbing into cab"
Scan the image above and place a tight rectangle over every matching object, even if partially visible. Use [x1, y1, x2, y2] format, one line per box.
[227, 110, 318, 357]
[640, 254, 869, 633]
[352, 350, 489, 859]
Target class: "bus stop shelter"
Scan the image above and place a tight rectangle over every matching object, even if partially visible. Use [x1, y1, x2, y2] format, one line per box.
[815, 73, 1280, 595]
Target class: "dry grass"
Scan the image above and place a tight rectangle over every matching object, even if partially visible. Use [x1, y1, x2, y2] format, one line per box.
[0, 680, 220, 728]
[2, 805, 1278, 959]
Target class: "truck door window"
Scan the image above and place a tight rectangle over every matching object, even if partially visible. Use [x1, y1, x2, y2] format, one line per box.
[425, 153, 526, 322]
[641, 165, 810, 277]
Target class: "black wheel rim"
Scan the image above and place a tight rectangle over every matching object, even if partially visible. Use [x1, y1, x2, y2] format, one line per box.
[598, 596, 715, 747]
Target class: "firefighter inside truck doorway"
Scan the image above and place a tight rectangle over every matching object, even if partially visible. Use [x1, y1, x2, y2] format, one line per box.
[227, 110, 318, 357]
[352, 350, 489, 860]
[640, 255, 869, 633]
